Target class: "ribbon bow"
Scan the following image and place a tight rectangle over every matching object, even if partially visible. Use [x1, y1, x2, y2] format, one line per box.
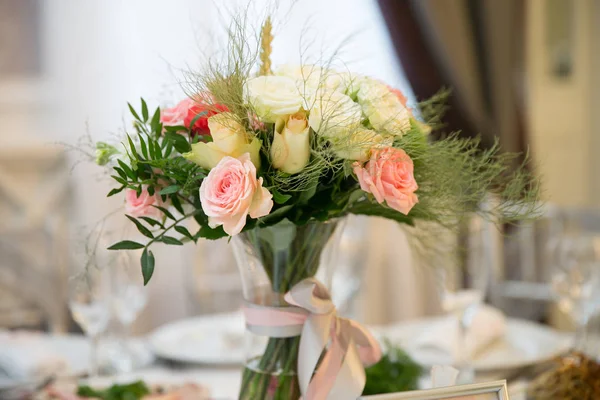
[243, 278, 381, 399]
[284, 278, 382, 399]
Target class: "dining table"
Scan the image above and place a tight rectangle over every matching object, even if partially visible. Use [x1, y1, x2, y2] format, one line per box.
[0, 311, 571, 400]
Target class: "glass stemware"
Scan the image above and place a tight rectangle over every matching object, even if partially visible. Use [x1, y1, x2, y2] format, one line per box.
[68, 227, 112, 378]
[109, 247, 148, 373]
[549, 234, 600, 349]
[436, 215, 493, 384]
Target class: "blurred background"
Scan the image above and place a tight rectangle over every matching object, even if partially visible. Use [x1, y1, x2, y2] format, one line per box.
[1, 0, 599, 394]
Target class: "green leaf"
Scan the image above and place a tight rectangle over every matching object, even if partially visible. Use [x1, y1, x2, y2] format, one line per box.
[126, 215, 154, 239]
[113, 166, 127, 180]
[147, 138, 156, 160]
[271, 189, 292, 205]
[141, 98, 149, 122]
[141, 248, 155, 285]
[147, 186, 155, 196]
[152, 205, 175, 220]
[110, 175, 128, 185]
[197, 224, 228, 240]
[150, 107, 161, 135]
[174, 225, 194, 240]
[128, 103, 142, 121]
[346, 189, 365, 207]
[152, 137, 162, 159]
[126, 135, 139, 160]
[258, 205, 293, 225]
[171, 195, 184, 215]
[107, 186, 126, 197]
[140, 216, 164, 228]
[163, 141, 173, 158]
[164, 125, 187, 133]
[363, 340, 422, 395]
[108, 240, 145, 250]
[348, 201, 414, 226]
[164, 131, 191, 153]
[117, 159, 136, 180]
[159, 185, 180, 195]
[160, 236, 183, 246]
[78, 380, 150, 400]
[298, 183, 318, 204]
[139, 134, 148, 159]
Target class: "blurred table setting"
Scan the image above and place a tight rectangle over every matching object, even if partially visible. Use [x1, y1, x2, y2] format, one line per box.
[3, 207, 600, 399]
[0, 309, 572, 399]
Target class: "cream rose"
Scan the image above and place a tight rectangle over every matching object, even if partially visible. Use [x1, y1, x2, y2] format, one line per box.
[183, 112, 261, 169]
[199, 153, 273, 236]
[332, 128, 393, 162]
[307, 91, 362, 138]
[244, 76, 304, 123]
[356, 78, 411, 135]
[271, 112, 311, 174]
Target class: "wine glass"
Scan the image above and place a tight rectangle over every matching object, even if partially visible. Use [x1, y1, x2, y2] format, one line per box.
[436, 215, 493, 384]
[68, 228, 112, 377]
[109, 248, 148, 372]
[549, 234, 600, 349]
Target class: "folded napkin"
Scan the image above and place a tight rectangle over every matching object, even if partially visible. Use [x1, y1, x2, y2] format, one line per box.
[407, 305, 506, 365]
[0, 331, 68, 381]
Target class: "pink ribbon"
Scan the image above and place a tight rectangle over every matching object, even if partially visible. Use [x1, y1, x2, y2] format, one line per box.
[242, 302, 308, 338]
[242, 278, 382, 400]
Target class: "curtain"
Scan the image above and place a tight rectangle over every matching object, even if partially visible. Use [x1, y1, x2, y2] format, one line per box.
[378, 0, 527, 154]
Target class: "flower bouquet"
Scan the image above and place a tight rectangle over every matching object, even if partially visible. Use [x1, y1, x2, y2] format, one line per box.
[95, 12, 539, 400]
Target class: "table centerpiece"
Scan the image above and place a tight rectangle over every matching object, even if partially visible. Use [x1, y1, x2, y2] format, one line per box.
[94, 10, 540, 400]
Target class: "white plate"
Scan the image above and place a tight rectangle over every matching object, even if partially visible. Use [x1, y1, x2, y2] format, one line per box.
[0, 332, 89, 388]
[380, 317, 570, 371]
[149, 311, 246, 365]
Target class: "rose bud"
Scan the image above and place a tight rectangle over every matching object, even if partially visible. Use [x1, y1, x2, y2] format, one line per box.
[270, 111, 311, 174]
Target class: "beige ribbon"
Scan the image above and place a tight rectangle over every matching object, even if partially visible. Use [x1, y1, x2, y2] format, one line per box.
[284, 278, 382, 400]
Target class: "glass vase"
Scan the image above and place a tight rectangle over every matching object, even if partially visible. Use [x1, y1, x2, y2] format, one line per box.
[232, 219, 345, 400]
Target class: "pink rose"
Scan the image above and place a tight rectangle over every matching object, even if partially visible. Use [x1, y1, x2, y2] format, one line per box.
[386, 85, 409, 108]
[125, 187, 163, 218]
[160, 98, 194, 127]
[200, 153, 273, 235]
[353, 147, 418, 215]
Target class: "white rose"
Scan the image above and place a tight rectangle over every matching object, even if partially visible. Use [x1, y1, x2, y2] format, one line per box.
[271, 112, 311, 174]
[307, 90, 362, 138]
[356, 78, 411, 135]
[244, 76, 304, 123]
[342, 74, 367, 98]
[275, 64, 346, 94]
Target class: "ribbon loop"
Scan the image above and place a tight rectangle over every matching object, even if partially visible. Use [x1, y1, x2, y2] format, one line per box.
[286, 278, 382, 399]
[285, 278, 335, 315]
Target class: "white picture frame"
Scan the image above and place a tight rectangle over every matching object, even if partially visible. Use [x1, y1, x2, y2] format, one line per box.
[361, 380, 509, 400]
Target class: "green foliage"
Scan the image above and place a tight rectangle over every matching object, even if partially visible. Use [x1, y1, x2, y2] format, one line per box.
[77, 381, 150, 400]
[416, 87, 451, 130]
[108, 240, 145, 250]
[126, 215, 153, 239]
[363, 341, 422, 395]
[141, 248, 155, 285]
